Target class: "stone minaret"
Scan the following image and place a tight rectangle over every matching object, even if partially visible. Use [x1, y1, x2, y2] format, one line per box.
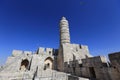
[60, 17, 70, 45]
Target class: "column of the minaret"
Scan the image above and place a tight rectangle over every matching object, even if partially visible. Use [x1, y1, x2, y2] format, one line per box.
[60, 17, 70, 45]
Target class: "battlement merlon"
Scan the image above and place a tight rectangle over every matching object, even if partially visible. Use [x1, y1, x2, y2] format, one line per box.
[12, 50, 23, 57]
[12, 50, 33, 57]
[62, 43, 90, 52]
[70, 43, 89, 49]
[24, 51, 32, 55]
[109, 52, 120, 66]
[37, 47, 55, 55]
[82, 56, 108, 67]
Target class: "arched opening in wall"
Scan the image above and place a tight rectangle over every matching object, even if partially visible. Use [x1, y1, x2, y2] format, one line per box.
[89, 67, 96, 78]
[44, 57, 53, 70]
[20, 59, 29, 71]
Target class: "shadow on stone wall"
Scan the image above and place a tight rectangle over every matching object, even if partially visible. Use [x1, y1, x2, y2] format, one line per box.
[62, 52, 120, 80]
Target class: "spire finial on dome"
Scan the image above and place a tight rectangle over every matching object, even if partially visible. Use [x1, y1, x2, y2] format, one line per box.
[62, 16, 66, 20]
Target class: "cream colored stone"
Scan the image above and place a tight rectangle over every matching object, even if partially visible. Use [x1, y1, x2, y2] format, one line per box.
[0, 17, 120, 80]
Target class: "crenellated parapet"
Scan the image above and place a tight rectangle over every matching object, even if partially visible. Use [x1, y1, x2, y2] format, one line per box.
[12, 50, 23, 57]
[36, 47, 55, 56]
[12, 50, 33, 57]
[82, 56, 108, 67]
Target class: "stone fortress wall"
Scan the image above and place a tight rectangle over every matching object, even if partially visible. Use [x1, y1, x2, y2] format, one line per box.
[1, 48, 120, 80]
[0, 17, 120, 80]
[70, 53, 120, 80]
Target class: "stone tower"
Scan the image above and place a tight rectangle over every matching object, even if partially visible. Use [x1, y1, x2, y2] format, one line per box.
[57, 17, 71, 71]
[58, 17, 91, 72]
[60, 17, 70, 45]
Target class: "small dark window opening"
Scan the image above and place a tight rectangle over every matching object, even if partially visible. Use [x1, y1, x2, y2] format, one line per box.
[73, 67, 76, 74]
[79, 64, 83, 67]
[113, 66, 116, 69]
[49, 51, 51, 55]
[27, 53, 29, 56]
[89, 67, 96, 78]
[47, 63, 50, 68]
[36, 50, 39, 54]
[68, 65, 70, 68]
[44, 65, 46, 70]
[79, 45, 82, 49]
[102, 63, 108, 67]
[47, 63, 50, 66]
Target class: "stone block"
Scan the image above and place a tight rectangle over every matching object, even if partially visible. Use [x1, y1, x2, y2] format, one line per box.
[12, 50, 23, 57]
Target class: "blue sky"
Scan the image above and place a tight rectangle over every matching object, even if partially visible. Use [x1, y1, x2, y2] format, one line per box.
[0, 0, 120, 65]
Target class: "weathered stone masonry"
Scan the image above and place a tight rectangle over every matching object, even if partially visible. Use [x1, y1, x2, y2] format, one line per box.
[0, 17, 120, 80]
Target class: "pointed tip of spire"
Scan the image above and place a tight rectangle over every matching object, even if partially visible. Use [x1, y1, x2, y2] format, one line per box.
[62, 16, 66, 20]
